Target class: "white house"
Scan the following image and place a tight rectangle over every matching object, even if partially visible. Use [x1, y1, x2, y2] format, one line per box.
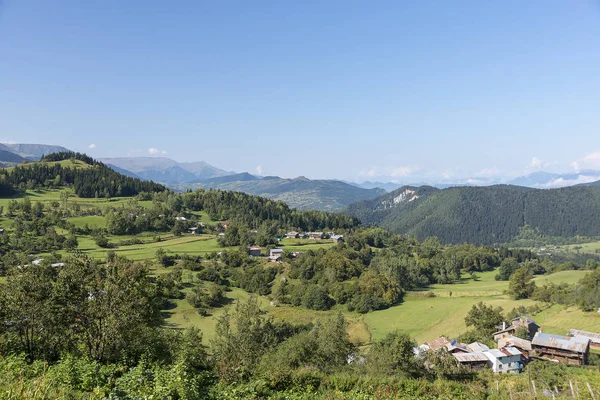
[483, 347, 523, 373]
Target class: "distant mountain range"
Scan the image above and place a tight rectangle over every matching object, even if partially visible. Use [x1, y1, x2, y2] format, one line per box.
[98, 157, 233, 184]
[345, 184, 600, 245]
[0, 143, 71, 166]
[173, 175, 386, 211]
[507, 170, 600, 188]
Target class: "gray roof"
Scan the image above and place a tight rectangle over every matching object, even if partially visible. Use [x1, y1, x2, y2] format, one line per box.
[498, 336, 532, 351]
[532, 332, 590, 353]
[568, 329, 600, 344]
[453, 352, 489, 363]
[468, 342, 490, 353]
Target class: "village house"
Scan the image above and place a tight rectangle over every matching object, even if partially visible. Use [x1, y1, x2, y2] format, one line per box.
[330, 234, 344, 243]
[531, 332, 590, 365]
[483, 347, 523, 374]
[285, 231, 300, 239]
[248, 245, 261, 257]
[420, 336, 451, 352]
[452, 352, 489, 371]
[188, 227, 202, 235]
[568, 329, 600, 351]
[493, 316, 539, 341]
[307, 232, 326, 240]
[498, 336, 532, 360]
[269, 248, 284, 262]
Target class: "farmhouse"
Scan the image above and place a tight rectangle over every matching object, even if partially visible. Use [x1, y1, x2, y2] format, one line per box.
[285, 231, 300, 239]
[493, 316, 539, 341]
[269, 248, 284, 262]
[330, 234, 344, 243]
[568, 329, 600, 351]
[532, 332, 590, 365]
[307, 232, 326, 240]
[498, 336, 532, 360]
[248, 245, 261, 257]
[421, 336, 451, 352]
[483, 347, 523, 374]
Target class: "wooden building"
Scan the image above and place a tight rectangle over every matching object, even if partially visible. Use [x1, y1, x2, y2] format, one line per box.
[531, 332, 590, 365]
[568, 329, 600, 351]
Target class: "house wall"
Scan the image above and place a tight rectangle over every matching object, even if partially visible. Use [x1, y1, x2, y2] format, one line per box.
[533, 346, 587, 366]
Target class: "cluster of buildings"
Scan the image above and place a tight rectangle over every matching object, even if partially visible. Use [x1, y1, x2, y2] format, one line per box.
[421, 316, 600, 374]
[246, 231, 344, 261]
[284, 231, 344, 242]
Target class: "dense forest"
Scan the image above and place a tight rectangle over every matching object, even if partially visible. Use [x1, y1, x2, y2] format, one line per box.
[346, 184, 600, 245]
[0, 152, 166, 198]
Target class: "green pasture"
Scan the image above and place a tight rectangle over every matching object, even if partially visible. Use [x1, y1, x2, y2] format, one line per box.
[562, 240, 600, 255]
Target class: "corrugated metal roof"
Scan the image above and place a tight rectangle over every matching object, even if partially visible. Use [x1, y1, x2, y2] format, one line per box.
[499, 337, 532, 351]
[453, 352, 489, 363]
[468, 342, 490, 352]
[532, 332, 590, 353]
[485, 349, 507, 359]
[569, 329, 600, 344]
[501, 346, 522, 356]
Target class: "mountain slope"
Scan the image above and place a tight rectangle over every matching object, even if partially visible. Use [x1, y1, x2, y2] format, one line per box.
[174, 176, 386, 211]
[99, 157, 231, 184]
[105, 164, 143, 179]
[1, 143, 70, 160]
[0, 149, 27, 165]
[346, 185, 600, 245]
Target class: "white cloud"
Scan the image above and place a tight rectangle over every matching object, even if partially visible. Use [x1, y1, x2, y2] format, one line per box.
[526, 157, 557, 171]
[256, 165, 264, 175]
[571, 151, 600, 172]
[148, 147, 167, 155]
[529, 157, 542, 169]
[88, 143, 96, 149]
[475, 166, 500, 178]
[359, 165, 419, 179]
[533, 174, 600, 189]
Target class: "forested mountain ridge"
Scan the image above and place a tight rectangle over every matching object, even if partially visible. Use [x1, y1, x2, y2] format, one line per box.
[175, 176, 386, 211]
[346, 184, 600, 245]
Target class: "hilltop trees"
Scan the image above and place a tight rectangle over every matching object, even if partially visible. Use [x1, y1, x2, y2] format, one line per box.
[1, 152, 166, 198]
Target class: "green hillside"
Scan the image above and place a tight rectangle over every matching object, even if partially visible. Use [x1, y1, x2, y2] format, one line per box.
[346, 184, 600, 244]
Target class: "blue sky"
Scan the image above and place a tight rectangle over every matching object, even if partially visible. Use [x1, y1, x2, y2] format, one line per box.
[1, 1, 599, 182]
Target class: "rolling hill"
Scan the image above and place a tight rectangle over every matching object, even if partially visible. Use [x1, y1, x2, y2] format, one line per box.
[174, 175, 386, 211]
[345, 184, 600, 245]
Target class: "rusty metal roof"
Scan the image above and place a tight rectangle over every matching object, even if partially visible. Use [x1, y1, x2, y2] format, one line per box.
[453, 352, 489, 363]
[532, 332, 590, 353]
[568, 329, 600, 344]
